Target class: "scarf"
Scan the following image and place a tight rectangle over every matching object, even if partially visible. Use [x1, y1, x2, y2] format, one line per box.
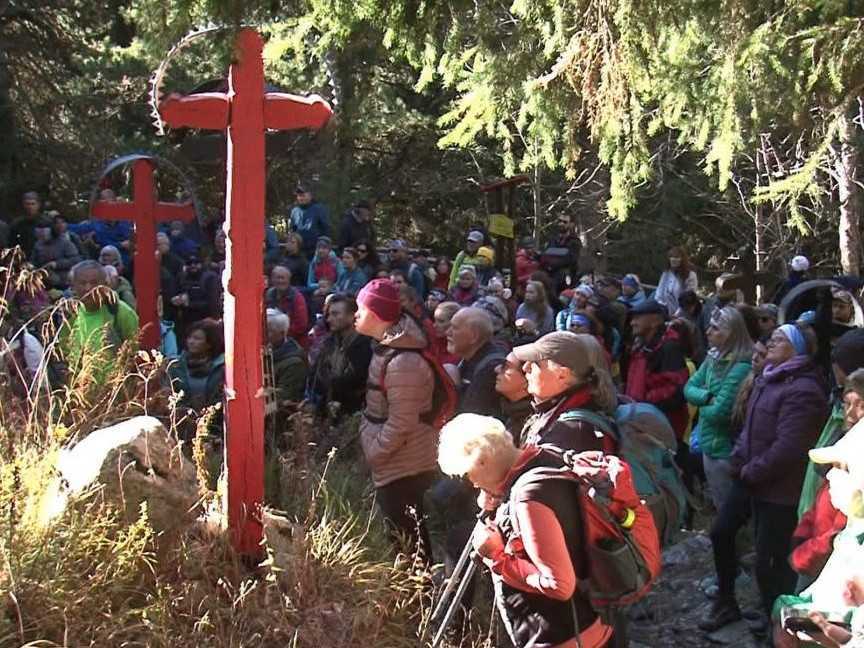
[762, 354, 811, 381]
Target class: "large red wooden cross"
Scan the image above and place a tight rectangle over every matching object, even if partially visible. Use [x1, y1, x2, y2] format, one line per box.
[158, 28, 332, 555]
[92, 159, 195, 351]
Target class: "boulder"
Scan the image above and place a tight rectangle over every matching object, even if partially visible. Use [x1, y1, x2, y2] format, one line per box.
[49, 416, 200, 536]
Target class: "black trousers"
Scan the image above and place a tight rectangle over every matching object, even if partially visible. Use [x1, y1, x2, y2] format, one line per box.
[752, 499, 798, 615]
[710, 479, 752, 601]
[710, 479, 798, 614]
[376, 471, 437, 563]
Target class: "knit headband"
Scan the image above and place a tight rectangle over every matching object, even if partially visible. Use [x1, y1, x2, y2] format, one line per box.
[569, 314, 592, 329]
[779, 324, 807, 356]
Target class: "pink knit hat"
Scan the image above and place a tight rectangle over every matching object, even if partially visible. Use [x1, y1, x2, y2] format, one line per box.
[357, 278, 402, 323]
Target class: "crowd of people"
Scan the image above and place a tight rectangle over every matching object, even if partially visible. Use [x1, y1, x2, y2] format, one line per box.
[4, 185, 864, 648]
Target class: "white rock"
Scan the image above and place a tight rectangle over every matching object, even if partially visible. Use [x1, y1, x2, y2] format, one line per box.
[47, 416, 200, 536]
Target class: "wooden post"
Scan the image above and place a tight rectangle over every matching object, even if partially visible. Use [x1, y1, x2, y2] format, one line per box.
[157, 28, 332, 555]
[481, 175, 529, 289]
[92, 159, 195, 350]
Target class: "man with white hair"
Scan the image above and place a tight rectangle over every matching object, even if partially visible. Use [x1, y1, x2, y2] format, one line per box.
[439, 307, 507, 611]
[265, 308, 306, 406]
[102, 264, 136, 310]
[59, 260, 138, 381]
[447, 307, 507, 418]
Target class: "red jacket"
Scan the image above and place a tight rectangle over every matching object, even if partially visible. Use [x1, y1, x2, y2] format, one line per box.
[790, 482, 847, 577]
[516, 249, 540, 289]
[265, 287, 310, 347]
[625, 326, 690, 438]
[429, 334, 460, 366]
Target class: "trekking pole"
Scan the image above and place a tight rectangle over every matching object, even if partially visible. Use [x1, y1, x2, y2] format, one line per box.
[431, 557, 478, 648]
[420, 512, 490, 646]
[424, 534, 473, 634]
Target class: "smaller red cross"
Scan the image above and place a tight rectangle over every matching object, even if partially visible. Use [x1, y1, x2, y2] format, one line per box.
[92, 159, 195, 350]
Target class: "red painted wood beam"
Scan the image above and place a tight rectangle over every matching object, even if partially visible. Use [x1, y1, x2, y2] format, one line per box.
[92, 160, 194, 350]
[160, 92, 230, 131]
[263, 93, 333, 131]
[222, 27, 267, 556]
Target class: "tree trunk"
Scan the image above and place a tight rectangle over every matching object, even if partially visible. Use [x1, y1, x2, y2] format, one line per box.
[836, 111, 862, 276]
[0, 43, 16, 210]
[754, 144, 767, 302]
[532, 141, 542, 242]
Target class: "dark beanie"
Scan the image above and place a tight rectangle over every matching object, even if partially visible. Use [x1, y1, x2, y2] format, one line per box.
[357, 278, 402, 324]
[831, 328, 864, 375]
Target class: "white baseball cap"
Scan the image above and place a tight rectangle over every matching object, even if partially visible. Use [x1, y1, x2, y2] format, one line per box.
[790, 255, 810, 272]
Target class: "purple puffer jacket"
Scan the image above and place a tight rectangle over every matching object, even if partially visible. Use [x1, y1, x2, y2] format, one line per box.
[730, 357, 829, 506]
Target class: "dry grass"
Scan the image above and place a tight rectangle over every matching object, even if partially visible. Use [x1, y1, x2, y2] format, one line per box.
[0, 250, 493, 648]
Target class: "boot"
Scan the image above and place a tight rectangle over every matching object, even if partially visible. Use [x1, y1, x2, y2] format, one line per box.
[698, 597, 742, 632]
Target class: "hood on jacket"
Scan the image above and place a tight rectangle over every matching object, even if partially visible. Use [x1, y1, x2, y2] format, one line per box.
[272, 337, 304, 363]
[379, 313, 428, 350]
[313, 250, 340, 265]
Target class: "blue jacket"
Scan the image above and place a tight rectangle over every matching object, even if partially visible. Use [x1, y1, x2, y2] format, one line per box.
[160, 321, 179, 359]
[306, 250, 345, 291]
[619, 291, 647, 308]
[391, 260, 427, 298]
[290, 202, 330, 255]
[264, 224, 281, 266]
[335, 267, 368, 295]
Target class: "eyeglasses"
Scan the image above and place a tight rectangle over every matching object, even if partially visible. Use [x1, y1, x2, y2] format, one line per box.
[766, 336, 790, 349]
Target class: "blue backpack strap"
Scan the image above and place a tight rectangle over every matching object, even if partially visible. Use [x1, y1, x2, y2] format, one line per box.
[558, 408, 620, 443]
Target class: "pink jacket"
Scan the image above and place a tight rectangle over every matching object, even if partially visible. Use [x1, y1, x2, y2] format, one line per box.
[360, 315, 437, 488]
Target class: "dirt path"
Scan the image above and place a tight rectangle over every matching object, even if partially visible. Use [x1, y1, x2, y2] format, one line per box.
[628, 530, 766, 647]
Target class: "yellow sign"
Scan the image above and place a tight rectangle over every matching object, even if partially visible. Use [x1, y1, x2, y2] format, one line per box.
[488, 213, 514, 239]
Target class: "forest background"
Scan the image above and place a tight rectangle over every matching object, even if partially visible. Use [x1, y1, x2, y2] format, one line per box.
[2, 0, 863, 285]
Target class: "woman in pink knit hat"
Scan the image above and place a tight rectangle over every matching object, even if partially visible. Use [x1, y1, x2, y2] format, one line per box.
[355, 278, 438, 561]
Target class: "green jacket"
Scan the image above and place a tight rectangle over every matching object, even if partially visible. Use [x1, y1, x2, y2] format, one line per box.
[448, 250, 484, 288]
[59, 298, 139, 383]
[684, 354, 752, 459]
[269, 338, 307, 404]
[797, 402, 845, 519]
[168, 353, 226, 410]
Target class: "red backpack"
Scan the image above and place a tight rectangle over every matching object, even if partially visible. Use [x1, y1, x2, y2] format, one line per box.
[532, 447, 662, 610]
[378, 346, 458, 430]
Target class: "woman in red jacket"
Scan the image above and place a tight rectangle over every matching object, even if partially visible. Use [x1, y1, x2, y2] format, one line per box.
[438, 413, 614, 648]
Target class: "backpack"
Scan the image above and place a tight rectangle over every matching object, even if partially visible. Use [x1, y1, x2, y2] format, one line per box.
[559, 403, 687, 546]
[524, 447, 662, 611]
[378, 346, 457, 430]
[540, 246, 575, 272]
